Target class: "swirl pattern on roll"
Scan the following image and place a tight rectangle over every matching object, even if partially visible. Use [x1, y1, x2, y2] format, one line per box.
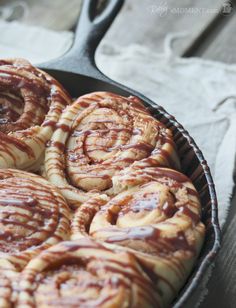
[0, 169, 71, 270]
[45, 91, 180, 207]
[17, 238, 160, 307]
[0, 58, 71, 171]
[71, 167, 205, 307]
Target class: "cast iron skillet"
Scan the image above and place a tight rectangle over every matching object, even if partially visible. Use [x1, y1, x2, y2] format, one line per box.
[40, 0, 221, 307]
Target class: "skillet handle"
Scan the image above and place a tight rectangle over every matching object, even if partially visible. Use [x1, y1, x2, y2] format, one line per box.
[40, 0, 124, 81]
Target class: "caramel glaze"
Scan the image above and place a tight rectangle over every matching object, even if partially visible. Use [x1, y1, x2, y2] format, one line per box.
[71, 165, 203, 303]
[0, 132, 35, 158]
[19, 239, 160, 308]
[0, 92, 24, 124]
[118, 169, 199, 199]
[0, 184, 59, 253]
[68, 126, 169, 159]
[118, 191, 177, 217]
[179, 206, 200, 225]
[47, 141, 65, 152]
[45, 91, 179, 197]
[0, 170, 70, 264]
[42, 121, 72, 133]
[135, 167, 190, 183]
[0, 59, 71, 168]
[103, 226, 195, 254]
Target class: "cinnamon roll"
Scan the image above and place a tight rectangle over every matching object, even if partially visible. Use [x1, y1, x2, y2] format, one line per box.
[0, 263, 18, 308]
[72, 167, 205, 307]
[45, 92, 179, 207]
[17, 238, 160, 307]
[0, 169, 71, 271]
[0, 58, 71, 171]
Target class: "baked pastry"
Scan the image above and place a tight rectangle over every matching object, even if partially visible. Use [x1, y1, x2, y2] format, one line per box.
[0, 59, 71, 171]
[71, 167, 205, 307]
[0, 169, 71, 271]
[45, 92, 180, 207]
[0, 65, 205, 307]
[17, 238, 160, 307]
[0, 264, 18, 308]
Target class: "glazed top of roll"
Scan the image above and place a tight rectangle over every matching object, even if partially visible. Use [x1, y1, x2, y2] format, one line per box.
[0, 58, 71, 170]
[17, 238, 160, 308]
[72, 167, 204, 251]
[71, 167, 205, 307]
[0, 169, 71, 270]
[45, 91, 180, 206]
[0, 58, 71, 133]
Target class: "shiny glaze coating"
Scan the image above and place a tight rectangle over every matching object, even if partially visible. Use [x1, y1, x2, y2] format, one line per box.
[17, 238, 160, 308]
[0, 169, 71, 271]
[72, 167, 205, 307]
[0, 59, 71, 171]
[45, 91, 180, 207]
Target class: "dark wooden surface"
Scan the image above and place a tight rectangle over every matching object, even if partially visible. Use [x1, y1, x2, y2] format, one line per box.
[101, 1, 236, 307]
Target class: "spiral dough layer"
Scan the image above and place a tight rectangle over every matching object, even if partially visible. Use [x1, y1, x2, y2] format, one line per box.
[17, 238, 160, 308]
[0, 58, 71, 171]
[0, 169, 71, 271]
[72, 167, 205, 307]
[45, 91, 180, 207]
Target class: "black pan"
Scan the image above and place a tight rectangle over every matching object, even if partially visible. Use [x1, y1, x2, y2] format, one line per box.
[40, 1, 221, 307]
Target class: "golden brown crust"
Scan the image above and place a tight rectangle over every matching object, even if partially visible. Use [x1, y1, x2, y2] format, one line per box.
[45, 92, 180, 207]
[0, 58, 71, 171]
[0, 169, 71, 270]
